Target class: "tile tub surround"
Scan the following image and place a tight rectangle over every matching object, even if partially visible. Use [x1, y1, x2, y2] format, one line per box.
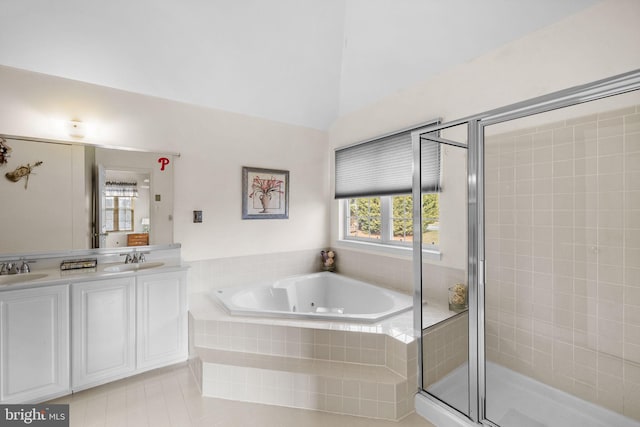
[188, 294, 454, 421]
[334, 247, 467, 305]
[187, 246, 466, 308]
[186, 249, 321, 295]
[485, 104, 640, 421]
[46, 362, 435, 427]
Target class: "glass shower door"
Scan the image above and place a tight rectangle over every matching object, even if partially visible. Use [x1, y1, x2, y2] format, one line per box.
[482, 90, 640, 427]
[415, 123, 473, 420]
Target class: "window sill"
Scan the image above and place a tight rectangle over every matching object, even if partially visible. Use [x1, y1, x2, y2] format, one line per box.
[336, 239, 441, 261]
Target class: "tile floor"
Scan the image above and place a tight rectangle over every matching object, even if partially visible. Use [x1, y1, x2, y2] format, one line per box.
[49, 363, 436, 427]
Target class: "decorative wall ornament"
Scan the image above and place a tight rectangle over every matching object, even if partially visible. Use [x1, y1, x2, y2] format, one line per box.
[242, 166, 289, 219]
[0, 137, 11, 165]
[5, 161, 43, 189]
[158, 157, 170, 171]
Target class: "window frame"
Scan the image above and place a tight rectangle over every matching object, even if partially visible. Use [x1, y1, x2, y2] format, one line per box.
[342, 194, 440, 253]
[104, 196, 135, 232]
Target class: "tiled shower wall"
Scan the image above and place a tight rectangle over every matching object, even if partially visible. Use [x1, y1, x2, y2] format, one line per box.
[484, 105, 640, 420]
[422, 312, 469, 388]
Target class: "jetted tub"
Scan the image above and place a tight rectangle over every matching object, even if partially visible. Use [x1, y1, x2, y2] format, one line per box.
[212, 272, 412, 322]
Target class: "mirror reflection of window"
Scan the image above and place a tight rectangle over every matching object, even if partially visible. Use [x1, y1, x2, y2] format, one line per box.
[101, 171, 150, 248]
[103, 180, 139, 233]
[104, 196, 134, 232]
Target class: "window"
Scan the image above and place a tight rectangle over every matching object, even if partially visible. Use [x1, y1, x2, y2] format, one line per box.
[335, 119, 442, 252]
[104, 196, 134, 232]
[344, 193, 439, 249]
[347, 197, 381, 240]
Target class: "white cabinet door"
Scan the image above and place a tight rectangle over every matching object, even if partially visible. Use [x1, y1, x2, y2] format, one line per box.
[0, 285, 70, 403]
[72, 277, 135, 390]
[136, 271, 187, 371]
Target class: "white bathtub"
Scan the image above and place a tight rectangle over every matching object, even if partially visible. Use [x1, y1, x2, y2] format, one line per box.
[212, 272, 412, 322]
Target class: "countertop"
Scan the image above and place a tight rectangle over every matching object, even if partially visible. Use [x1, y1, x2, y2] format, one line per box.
[0, 258, 188, 292]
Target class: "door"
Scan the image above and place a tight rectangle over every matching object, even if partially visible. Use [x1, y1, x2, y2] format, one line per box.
[72, 277, 135, 389]
[0, 285, 70, 403]
[136, 271, 188, 371]
[95, 163, 107, 248]
[414, 122, 473, 419]
[482, 89, 640, 426]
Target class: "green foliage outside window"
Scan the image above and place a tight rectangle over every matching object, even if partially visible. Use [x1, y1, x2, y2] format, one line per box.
[348, 194, 439, 243]
[350, 197, 381, 235]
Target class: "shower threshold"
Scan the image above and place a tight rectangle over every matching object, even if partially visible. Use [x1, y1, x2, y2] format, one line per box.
[425, 362, 639, 427]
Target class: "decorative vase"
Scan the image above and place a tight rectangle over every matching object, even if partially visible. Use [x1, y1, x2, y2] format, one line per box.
[320, 250, 336, 272]
[259, 194, 270, 213]
[448, 284, 468, 312]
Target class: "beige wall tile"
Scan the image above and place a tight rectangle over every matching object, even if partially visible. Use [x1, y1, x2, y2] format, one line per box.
[625, 114, 640, 134]
[485, 105, 640, 421]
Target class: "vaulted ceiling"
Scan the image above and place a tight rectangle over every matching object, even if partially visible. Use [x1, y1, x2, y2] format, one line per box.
[0, 0, 598, 130]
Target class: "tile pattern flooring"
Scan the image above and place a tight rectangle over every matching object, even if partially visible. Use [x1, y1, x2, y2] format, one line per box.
[49, 363, 435, 427]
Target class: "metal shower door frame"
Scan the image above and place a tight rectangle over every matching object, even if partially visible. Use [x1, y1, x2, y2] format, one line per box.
[413, 68, 640, 427]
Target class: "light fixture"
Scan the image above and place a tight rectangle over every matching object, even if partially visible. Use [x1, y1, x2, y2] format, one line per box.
[67, 120, 86, 138]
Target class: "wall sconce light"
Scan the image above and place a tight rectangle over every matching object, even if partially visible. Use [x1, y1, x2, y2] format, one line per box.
[67, 120, 86, 138]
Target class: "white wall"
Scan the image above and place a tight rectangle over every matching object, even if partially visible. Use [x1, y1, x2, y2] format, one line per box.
[0, 65, 330, 262]
[329, 0, 640, 272]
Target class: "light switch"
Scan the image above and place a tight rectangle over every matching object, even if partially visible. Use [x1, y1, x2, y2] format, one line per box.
[193, 210, 203, 223]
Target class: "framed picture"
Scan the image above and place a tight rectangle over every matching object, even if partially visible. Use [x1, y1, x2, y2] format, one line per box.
[242, 166, 289, 219]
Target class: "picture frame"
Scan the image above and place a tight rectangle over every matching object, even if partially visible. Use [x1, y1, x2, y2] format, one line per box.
[242, 166, 289, 219]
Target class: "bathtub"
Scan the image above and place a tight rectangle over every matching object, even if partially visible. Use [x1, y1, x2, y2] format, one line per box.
[212, 272, 412, 322]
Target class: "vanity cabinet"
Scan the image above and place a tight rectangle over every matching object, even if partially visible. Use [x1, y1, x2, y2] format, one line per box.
[0, 285, 70, 403]
[136, 271, 187, 371]
[0, 264, 187, 401]
[71, 270, 187, 390]
[71, 277, 136, 390]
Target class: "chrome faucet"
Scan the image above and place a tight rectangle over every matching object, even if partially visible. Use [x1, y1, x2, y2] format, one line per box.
[20, 260, 31, 273]
[0, 259, 34, 274]
[131, 251, 147, 263]
[121, 251, 148, 264]
[1, 262, 19, 275]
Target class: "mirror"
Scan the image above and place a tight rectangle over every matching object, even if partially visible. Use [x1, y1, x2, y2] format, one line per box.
[0, 136, 176, 255]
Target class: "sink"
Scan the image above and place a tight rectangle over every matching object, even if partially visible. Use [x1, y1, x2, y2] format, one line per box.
[103, 262, 165, 273]
[0, 273, 49, 286]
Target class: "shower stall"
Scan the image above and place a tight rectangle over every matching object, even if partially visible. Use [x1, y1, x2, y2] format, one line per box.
[412, 69, 640, 427]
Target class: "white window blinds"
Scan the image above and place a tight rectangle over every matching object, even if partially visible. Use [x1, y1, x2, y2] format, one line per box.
[334, 126, 441, 199]
[104, 181, 139, 198]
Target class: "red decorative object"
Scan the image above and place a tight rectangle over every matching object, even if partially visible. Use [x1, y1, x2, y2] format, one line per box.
[158, 157, 170, 171]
